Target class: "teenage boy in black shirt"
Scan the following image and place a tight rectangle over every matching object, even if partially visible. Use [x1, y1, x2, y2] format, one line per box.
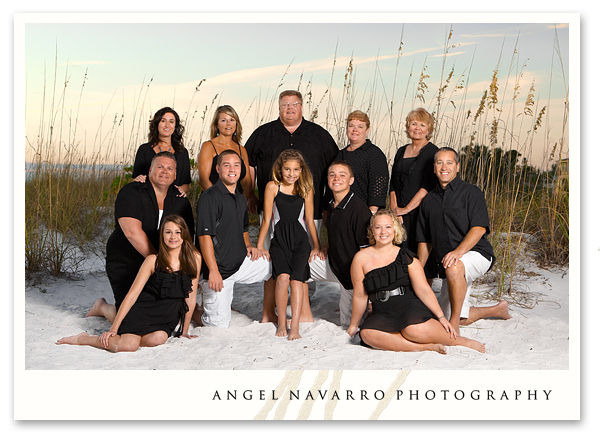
[309, 160, 372, 327]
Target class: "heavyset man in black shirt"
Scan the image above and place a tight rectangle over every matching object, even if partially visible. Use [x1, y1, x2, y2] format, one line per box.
[246, 90, 339, 324]
[416, 147, 511, 334]
[105, 152, 194, 310]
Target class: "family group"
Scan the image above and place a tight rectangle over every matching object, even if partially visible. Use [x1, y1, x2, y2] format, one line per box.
[56, 90, 511, 355]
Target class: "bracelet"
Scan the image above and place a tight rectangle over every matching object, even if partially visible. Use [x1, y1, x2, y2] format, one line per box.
[436, 315, 445, 321]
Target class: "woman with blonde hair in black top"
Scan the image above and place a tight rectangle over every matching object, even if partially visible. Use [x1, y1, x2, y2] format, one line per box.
[346, 210, 485, 354]
[197, 105, 258, 212]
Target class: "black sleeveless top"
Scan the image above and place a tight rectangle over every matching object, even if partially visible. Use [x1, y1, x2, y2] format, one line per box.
[208, 141, 247, 192]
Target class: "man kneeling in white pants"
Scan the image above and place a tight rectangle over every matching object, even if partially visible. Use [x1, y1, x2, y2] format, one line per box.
[195, 150, 271, 328]
[309, 160, 372, 327]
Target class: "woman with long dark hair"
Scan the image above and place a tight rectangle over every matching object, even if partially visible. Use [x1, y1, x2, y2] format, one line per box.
[132, 107, 192, 193]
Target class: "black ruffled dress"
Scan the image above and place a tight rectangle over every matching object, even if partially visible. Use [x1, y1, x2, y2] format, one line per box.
[118, 270, 192, 337]
[360, 248, 435, 339]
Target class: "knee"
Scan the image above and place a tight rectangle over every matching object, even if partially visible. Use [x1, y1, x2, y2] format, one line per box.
[401, 324, 424, 341]
[117, 339, 140, 352]
[360, 329, 378, 346]
[444, 261, 465, 282]
[141, 332, 168, 348]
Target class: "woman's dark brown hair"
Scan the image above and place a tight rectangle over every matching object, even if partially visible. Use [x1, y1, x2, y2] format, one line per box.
[148, 107, 185, 153]
[156, 215, 199, 278]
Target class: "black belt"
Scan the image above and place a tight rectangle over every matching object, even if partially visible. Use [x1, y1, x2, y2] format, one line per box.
[371, 286, 405, 302]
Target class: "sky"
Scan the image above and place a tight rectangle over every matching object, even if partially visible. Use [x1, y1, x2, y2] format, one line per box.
[7, 0, 598, 436]
[19, 15, 571, 168]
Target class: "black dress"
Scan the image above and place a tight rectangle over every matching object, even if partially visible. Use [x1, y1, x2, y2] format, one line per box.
[118, 269, 192, 337]
[268, 187, 311, 282]
[132, 143, 191, 188]
[360, 248, 435, 340]
[389, 142, 438, 276]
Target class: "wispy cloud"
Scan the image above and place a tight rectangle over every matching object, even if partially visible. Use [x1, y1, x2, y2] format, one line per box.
[432, 51, 466, 58]
[552, 23, 569, 29]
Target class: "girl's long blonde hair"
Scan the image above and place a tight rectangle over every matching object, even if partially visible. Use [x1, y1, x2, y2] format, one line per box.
[271, 149, 313, 199]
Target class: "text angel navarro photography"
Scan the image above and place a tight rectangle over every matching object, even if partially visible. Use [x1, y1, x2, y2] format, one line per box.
[212, 388, 553, 402]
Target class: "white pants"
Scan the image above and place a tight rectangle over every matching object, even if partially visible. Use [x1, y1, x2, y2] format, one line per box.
[308, 256, 365, 328]
[200, 256, 271, 328]
[439, 251, 492, 319]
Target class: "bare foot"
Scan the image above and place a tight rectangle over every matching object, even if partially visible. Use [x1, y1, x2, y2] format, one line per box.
[495, 300, 512, 320]
[56, 332, 88, 345]
[431, 344, 447, 354]
[261, 312, 278, 324]
[460, 337, 486, 353]
[275, 324, 287, 338]
[288, 329, 302, 341]
[86, 298, 107, 317]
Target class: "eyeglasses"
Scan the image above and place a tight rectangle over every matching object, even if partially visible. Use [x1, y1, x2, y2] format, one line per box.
[280, 102, 301, 108]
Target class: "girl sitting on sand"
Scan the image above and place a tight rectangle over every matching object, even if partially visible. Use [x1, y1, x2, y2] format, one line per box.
[256, 150, 323, 340]
[57, 215, 201, 352]
[346, 210, 486, 354]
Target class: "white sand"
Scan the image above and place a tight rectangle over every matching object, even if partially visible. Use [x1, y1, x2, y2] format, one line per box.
[25, 245, 569, 370]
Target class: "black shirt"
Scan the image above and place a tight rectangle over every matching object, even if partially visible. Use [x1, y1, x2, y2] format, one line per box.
[196, 179, 249, 280]
[336, 139, 389, 208]
[416, 176, 495, 277]
[245, 117, 339, 219]
[106, 180, 195, 279]
[132, 143, 192, 188]
[326, 191, 372, 290]
[389, 142, 438, 207]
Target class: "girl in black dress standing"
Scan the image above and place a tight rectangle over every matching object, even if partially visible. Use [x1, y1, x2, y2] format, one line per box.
[256, 150, 323, 340]
[57, 215, 201, 352]
[346, 210, 485, 354]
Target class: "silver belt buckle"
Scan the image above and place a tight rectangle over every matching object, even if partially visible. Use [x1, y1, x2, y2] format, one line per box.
[379, 290, 390, 302]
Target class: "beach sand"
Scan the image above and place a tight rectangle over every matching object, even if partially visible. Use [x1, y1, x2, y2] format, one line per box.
[26, 245, 569, 371]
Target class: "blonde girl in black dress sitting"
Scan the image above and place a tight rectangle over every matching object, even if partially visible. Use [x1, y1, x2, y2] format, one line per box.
[346, 210, 485, 354]
[57, 215, 201, 352]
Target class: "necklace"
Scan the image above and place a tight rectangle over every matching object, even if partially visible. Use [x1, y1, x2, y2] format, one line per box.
[157, 142, 173, 153]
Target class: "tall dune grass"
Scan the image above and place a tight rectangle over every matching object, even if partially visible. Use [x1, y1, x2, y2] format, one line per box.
[25, 28, 569, 303]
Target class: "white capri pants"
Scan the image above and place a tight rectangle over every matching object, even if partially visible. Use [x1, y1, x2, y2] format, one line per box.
[439, 251, 492, 319]
[200, 255, 271, 328]
[308, 256, 366, 328]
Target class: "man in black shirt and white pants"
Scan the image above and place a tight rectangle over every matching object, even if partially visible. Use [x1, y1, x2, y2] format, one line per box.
[416, 147, 511, 335]
[195, 150, 271, 328]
